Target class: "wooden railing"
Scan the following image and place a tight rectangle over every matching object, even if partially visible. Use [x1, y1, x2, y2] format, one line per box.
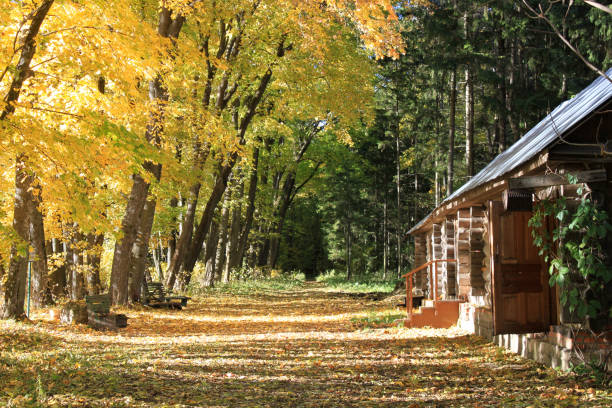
[401, 259, 457, 320]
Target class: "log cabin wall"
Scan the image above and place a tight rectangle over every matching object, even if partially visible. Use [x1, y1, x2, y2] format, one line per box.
[442, 215, 457, 298]
[408, 74, 611, 345]
[469, 206, 486, 296]
[431, 223, 443, 298]
[440, 220, 448, 298]
[479, 209, 492, 308]
[455, 204, 494, 337]
[456, 209, 471, 297]
[413, 234, 427, 291]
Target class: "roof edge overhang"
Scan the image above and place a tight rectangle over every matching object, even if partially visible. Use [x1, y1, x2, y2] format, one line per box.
[408, 70, 612, 236]
[408, 151, 549, 235]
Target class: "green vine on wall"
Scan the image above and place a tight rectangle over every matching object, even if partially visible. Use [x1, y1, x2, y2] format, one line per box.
[528, 175, 612, 329]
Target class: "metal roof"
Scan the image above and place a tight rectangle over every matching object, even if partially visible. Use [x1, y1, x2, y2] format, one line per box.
[409, 68, 612, 234]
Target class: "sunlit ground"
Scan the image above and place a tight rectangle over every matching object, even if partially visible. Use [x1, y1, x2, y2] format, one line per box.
[1, 282, 610, 407]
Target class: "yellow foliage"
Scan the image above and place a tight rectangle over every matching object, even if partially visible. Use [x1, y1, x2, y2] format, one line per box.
[0, 0, 405, 258]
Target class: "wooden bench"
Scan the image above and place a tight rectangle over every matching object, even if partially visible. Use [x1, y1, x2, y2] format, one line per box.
[143, 282, 190, 309]
[86, 294, 128, 330]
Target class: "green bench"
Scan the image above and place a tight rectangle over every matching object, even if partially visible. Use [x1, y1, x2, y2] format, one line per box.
[143, 282, 190, 309]
[85, 294, 128, 330]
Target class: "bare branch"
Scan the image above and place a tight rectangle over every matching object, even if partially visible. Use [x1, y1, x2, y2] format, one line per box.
[13, 102, 84, 118]
[584, 0, 612, 16]
[521, 1, 612, 84]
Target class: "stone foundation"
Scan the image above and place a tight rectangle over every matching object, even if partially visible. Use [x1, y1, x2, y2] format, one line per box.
[457, 304, 612, 372]
[494, 332, 572, 371]
[458, 303, 493, 338]
[492, 326, 610, 372]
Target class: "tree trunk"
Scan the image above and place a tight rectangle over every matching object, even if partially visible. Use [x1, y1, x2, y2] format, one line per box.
[216, 189, 231, 282]
[465, 65, 474, 177]
[48, 238, 67, 299]
[86, 233, 104, 295]
[506, 37, 519, 141]
[345, 223, 352, 281]
[183, 162, 234, 274]
[183, 45, 277, 276]
[29, 185, 49, 307]
[383, 199, 388, 280]
[110, 174, 149, 305]
[464, 10, 474, 178]
[71, 231, 85, 300]
[447, 68, 456, 196]
[268, 180, 293, 269]
[167, 198, 178, 266]
[166, 183, 200, 289]
[233, 147, 259, 267]
[152, 235, 163, 282]
[434, 156, 440, 207]
[0, 0, 54, 121]
[201, 220, 220, 288]
[0, 0, 55, 319]
[223, 178, 244, 278]
[128, 189, 159, 303]
[396, 119, 402, 278]
[1, 158, 33, 318]
[109, 8, 185, 305]
[495, 30, 507, 154]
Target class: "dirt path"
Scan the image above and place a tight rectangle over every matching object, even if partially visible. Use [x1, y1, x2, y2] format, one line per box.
[1, 282, 610, 407]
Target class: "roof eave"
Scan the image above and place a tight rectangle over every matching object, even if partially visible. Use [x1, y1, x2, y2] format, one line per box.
[408, 152, 549, 235]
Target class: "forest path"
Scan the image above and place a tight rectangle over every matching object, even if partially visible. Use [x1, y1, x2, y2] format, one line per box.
[1, 282, 609, 407]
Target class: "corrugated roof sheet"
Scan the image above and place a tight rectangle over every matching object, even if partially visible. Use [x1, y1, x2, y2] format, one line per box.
[409, 68, 612, 234]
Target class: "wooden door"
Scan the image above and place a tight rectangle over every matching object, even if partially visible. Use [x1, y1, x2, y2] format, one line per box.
[490, 201, 550, 334]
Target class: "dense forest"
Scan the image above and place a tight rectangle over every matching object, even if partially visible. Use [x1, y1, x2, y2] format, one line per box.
[0, 0, 610, 317]
[277, 0, 612, 281]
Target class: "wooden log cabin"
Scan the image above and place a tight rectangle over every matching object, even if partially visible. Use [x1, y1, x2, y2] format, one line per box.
[406, 70, 612, 369]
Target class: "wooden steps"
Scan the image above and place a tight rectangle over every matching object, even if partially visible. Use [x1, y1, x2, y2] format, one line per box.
[404, 299, 464, 329]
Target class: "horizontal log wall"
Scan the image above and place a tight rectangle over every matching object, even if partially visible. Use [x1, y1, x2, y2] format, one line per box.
[456, 209, 471, 297]
[442, 215, 456, 298]
[481, 206, 492, 307]
[469, 206, 486, 296]
[431, 224, 443, 299]
[413, 234, 427, 292]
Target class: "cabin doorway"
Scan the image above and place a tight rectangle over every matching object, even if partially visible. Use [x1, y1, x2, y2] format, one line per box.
[489, 201, 551, 335]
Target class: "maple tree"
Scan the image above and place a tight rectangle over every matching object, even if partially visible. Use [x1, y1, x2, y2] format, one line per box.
[0, 0, 164, 315]
[1, 0, 608, 316]
[0, 0, 409, 312]
[0, 1, 610, 405]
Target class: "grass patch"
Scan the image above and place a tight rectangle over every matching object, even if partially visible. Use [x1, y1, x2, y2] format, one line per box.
[351, 310, 406, 329]
[191, 271, 306, 295]
[316, 270, 398, 293]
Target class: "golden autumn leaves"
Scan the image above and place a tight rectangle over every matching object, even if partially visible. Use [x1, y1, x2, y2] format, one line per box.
[0, 0, 423, 314]
[0, 0, 404, 256]
[1, 282, 610, 406]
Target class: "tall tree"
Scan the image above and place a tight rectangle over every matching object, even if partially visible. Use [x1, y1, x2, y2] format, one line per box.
[0, 0, 55, 318]
[110, 5, 187, 305]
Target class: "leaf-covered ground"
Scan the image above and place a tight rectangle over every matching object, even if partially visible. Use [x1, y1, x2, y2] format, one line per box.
[1, 282, 610, 407]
